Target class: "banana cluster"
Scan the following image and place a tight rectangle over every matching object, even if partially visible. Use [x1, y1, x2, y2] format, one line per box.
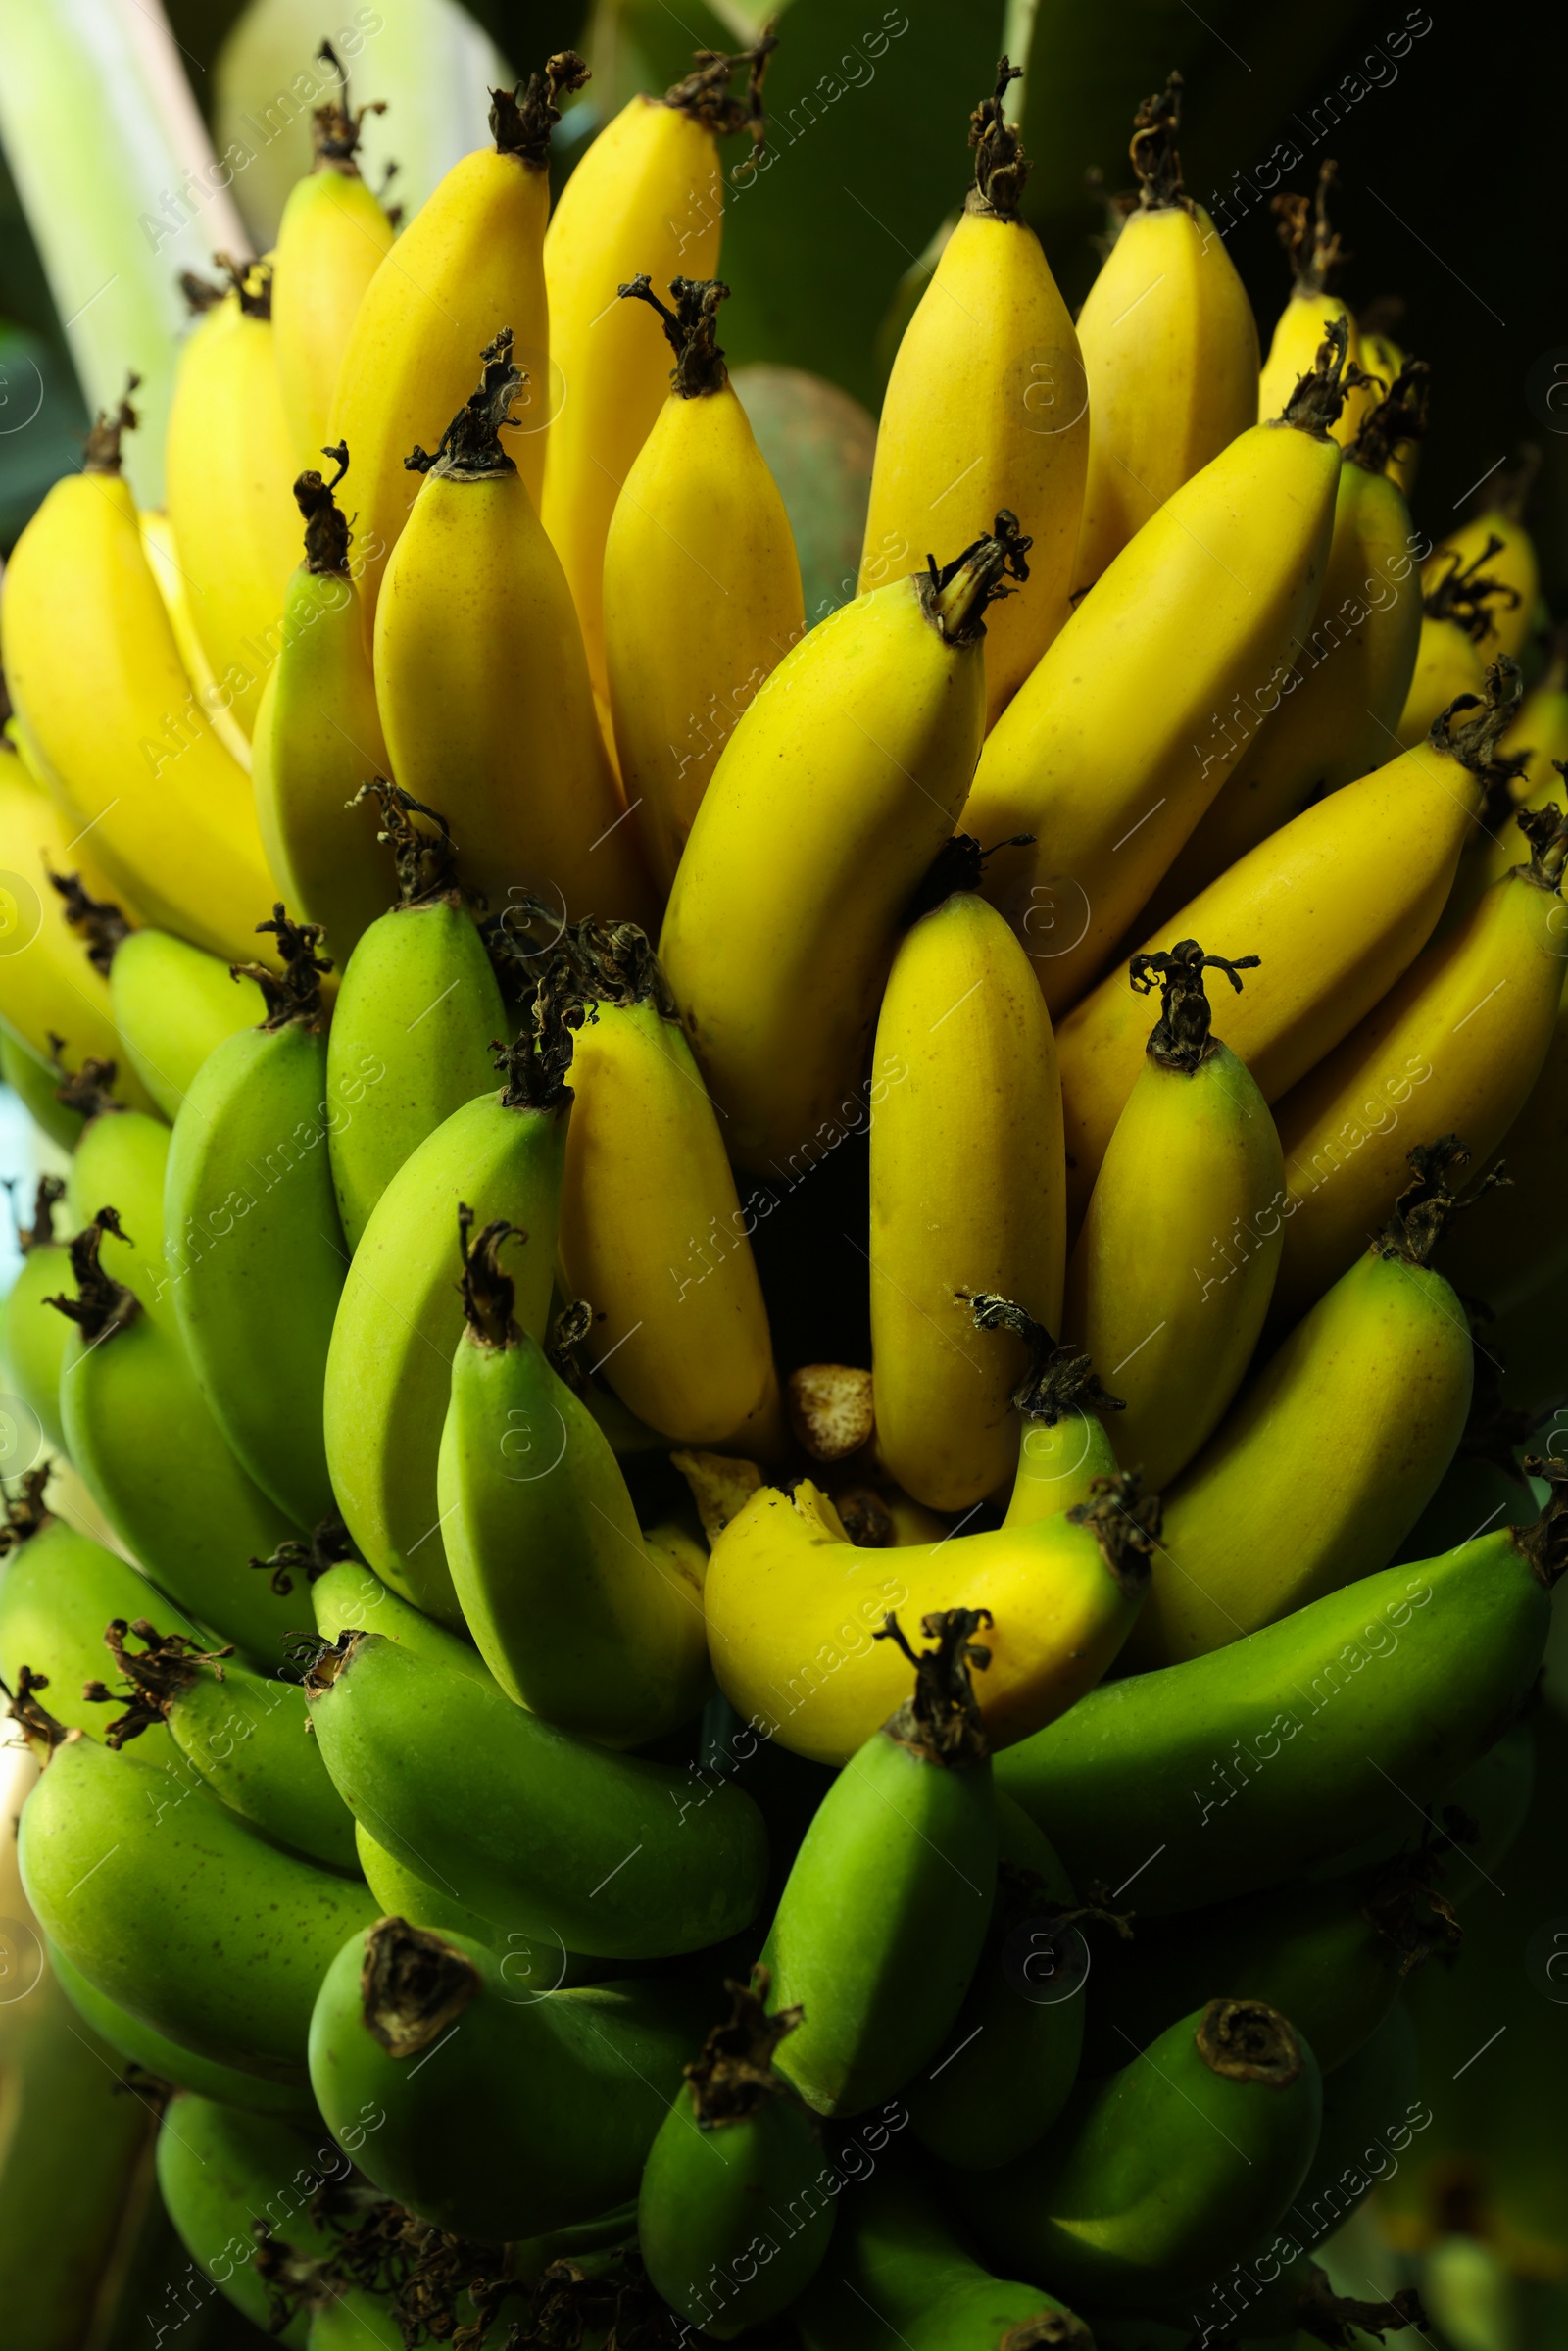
[0, 35, 1564, 2351]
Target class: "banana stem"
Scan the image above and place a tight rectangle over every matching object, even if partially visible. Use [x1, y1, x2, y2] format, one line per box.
[663, 35, 777, 162]
[684, 1967, 805, 2124]
[967, 58, 1029, 220]
[967, 1291, 1124, 1423]
[490, 51, 592, 166]
[1129, 938, 1260, 1072]
[920, 512, 1033, 646]
[1129, 73, 1189, 212]
[1350, 358, 1431, 477]
[456, 1205, 525, 1350]
[618, 275, 731, 398]
[46, 864, 130, 974]
[1067, 1472, 1161, 1595]
[1372, 1138, 1508, 1269]
[874, 1606, 995, 1766]
[1272, 157, 1345, 297]
[44, 1209, 139, 1343]
[233, 905, 333, 1031]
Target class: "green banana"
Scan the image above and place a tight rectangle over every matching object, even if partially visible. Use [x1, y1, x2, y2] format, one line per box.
[82, 1616, 357, 1871]
[309, 2287, 405, 2350]
[62, 1066, 181, 1333]
[310, 1554, 496, 1687]
[52, 1214, 305, 1661]
[155, 2097, 350, 2348]
[165, 907, 347, 1526]
[354, 1818, 505, 1948]
[438, 1213, 710, 1746]
[797, 2147, 1093, 2351]
[307, 1916, 709, 2243]
[0, 1029, 84, 1151]
[108, 926, 265, 1120]
[948, 2001, 1322, 2317]
[1306, 1711, 1537, 1905]
[303, 1627, 768, 1958]
[1126, 1146, 1479, 1671]
[760, 1611, 999, 2118]
[987, 1303, 1123, 1527]
[1078, 1860, 1452, 2082]
[17, 1680, 378, 2082]
[49, 1942, 320, 2122]
[322, 998, 575, 1620]
[637, 1970, 836, 2339]
[996, 1466, 1567, 1915]
[0, 1174, 71, 1456]
[906, 1791, 1087, 2172]
[0, 1467, 204, 1735]
[324, 783, 507, 1251]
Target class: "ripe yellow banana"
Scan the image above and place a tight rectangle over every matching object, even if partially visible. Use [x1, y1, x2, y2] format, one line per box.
[602, 276, 804, 894]
[0, 746, 156, 1110]
[164, 269, 301, 741]
[858, 62, 1088, 726]
[1272, 804, 1568, 1320]
[328, 61, 582, 634]
[374, 332, 655, 928]
[138, 509, 253, 770]
[1127, 1145, 1479, 1668]
[1153, 364, 1429, 911]
[964, 330, 1348, 1015]
[1064, 944, 1283, 1490]
[1394, 539, 1513, 750]
[1256, 163, 1365, 449]
[660, 517, 1027, 1173]
[556, 919, 782, 1453]
[868, 874, 1065, 1512]
[270, 48, 395, 470]
[1423, 452, 1541, 664]
[704, 1465, 1157, 1765]
[1054, 661, 1523, 1222]
[1072, 73, 1258, 595]
[250, 452, 390, 959]
[542, 43, 770, 704]
[0, 390, 275, 962]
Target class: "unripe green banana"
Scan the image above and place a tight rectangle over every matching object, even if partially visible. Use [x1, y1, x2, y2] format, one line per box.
[165, 909, 347, 1527]
[439, 1214, 710, 1745]
[310, 1555, 497, 1687]
[0, 1472, 203, 1735]
[0, 1175, 71, 1455]
[1079, 1861, 1452, 2081]
[906, 1792, 1085, 2171]
[760, 1610, 999, 2117]
[0, 1030, 84, 1151]
[64, 1076, 181, 1333]
[49, 1943, 320, 2122]
[322, 1006, 574, 1620]
[948, 2000, 1322, 2317]
[52, 1215, 305, 1661]
[155, 2097, 349, 2348]
[996, 1467, 1568, 1915]
[18, 1685, 377, 2082]
[637, 1969, 835, 2339]
[991, 1305, 1123, 1528]
[307, 1917, 710, 2243]
[1309, 1713, 1536, 1904]
[309, 2287, 404, 2350]
[354, 1818, 499, 1946]
[304, 1628, 768, 1958]
[324, 783, 507, 1251]
[108, 927, 266, 1121]
[797, 2148, 1092, 2350]
[83, 1617, 356, 1871]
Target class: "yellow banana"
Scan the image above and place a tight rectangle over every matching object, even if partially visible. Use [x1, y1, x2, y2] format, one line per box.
[964, 330, 1348, 1016]
[1054, 661, 1523, 1223]
[0, 745, 156, 1111]
[602, 277, 804, 895]
[1063, 944, 1284, 1491]
[858, 62, 1089, 726]
[703, 1465, 1157, 1765]
[374, 333, 655, 927]
[1256, 162, 1365, 448]
[542, 44, 770, 704]
[1272, 805, 1568, 1321]
[1423, 451, 1541, 665]
[868, 874, 1065, 1512]
[1126, 1144, 1479, 1668]
[138, 509, 254, 770]
[251, 452, 390, 959]
[556, 919, 782, 1454]
[1357, 302, 1416, 495]
[328, 60, 582, 635]
[1394, 539, 1514, 750]
[108, 928, 265, 1121]
[1437, 985, 1568, 1314]
[270, 48, 395, 471]
[660, 518, 1028, 1173]
[1152, 364, 1429, 912]
[164, 269, 302, 742]
[1072, 73, 1258, 595]
[0, 390, 276, 963]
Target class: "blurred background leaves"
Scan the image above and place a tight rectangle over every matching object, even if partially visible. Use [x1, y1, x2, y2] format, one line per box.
[0, 0, 1562, 588]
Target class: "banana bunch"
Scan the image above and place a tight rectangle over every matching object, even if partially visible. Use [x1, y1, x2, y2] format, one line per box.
[2, 26, 1565, 2351]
